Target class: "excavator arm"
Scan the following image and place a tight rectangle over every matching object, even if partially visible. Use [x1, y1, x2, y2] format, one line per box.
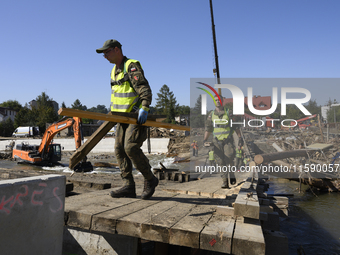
[38, 117, 76, 157]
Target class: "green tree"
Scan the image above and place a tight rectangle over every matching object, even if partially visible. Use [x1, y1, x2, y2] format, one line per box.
[304, 99, 320, 115]
[190, 96, 205, 128]
[71, 99, 87, 111]
[14, 107, 36, 128]
[88, 104, 108, 114]
[176, 105, 190, 115]
[0, 118, 14, 137]
[285, 104, 304, 120]
[155, 84, 178, 123]
[0, 100, 22, 112]
[35, 92, 58, 133]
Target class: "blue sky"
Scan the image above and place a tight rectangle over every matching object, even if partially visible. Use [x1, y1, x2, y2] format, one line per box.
[1, 0, 339, 110]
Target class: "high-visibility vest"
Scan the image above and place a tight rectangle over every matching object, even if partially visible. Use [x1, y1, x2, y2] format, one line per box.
[212, 109, 231, 140]
[209, 150, 214, 160]
[110, 58, 140, 112]
[236, 148, 243, 158]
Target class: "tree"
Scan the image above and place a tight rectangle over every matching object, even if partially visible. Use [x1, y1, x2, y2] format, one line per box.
[14, 107, 36, 128]
[190, 96, 205, 128]
[176, 105, 190, 115]
[0, 100, 22, 112]
[285, 104, 304, 120]
[304, 99, 320, 115]
[35, 92, 58, 133]
[88, 104, 109, 114]
[155, 84, 178, 123]
[71, 99, 87, 111]
[0, 117, 14, 137]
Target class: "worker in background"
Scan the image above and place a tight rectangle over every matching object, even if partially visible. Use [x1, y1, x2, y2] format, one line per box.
[203, 95, 243, 188]
[191, 140, 196, 156]
[235, 143, 244, 169]
[209, 149, 215, 166]
[194, 140, 199, 156]
[96, 39, 158, 200]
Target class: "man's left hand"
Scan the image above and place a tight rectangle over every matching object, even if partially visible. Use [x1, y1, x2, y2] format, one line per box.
[137, 107, 148, 125]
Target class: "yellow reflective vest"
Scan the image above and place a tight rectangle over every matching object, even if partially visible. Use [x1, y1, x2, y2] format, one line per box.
[110, 59, 140, 112]
[212, 109, 232, 140]
[209, 150, 214, 160]
[236, 147, 243, 158]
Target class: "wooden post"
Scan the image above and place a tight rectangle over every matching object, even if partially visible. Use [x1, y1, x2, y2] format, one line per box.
[254, 149, 316, 164]
[317, 114, 324, 142]
[69, 121, 116, 169]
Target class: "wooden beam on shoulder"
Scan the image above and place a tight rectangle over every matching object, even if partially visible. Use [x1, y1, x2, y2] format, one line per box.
[58, 108, 190, 131]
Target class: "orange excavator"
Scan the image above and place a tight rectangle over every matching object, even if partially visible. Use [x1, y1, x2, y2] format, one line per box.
[12, 117, 92, 171]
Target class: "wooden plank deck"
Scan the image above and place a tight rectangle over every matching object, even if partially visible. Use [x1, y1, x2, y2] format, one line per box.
[64, 176, 265, 254]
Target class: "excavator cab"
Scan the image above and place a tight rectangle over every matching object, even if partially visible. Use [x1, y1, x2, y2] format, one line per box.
[47, 144, 62, 163]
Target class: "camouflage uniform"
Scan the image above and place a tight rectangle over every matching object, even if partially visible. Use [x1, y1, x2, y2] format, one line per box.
[205, 107, 237, 181]
[113, 56, 153, 185]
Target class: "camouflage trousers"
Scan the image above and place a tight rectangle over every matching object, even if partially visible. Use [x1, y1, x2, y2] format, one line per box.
[212, 137, 236, 180]
[115, 123, 153, 185]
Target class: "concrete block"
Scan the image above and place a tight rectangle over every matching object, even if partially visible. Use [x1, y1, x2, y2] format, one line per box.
[215, 205, 234, 216]
[0, 174, 65, 255]
[63, 227, 138, 255]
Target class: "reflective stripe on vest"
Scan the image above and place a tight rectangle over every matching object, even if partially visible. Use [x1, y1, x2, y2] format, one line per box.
[212, 109, 231, 140]
[209, 150, 214, 160]
[110, 59, 140, 112]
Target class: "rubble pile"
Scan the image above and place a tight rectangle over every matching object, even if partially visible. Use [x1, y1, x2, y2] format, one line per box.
[0, 152, 12, 160]
[167, 135, 191, 155]
[252, 129, 340, 163]
[246, 128, 340, 192]
[149, 127, 186, 138]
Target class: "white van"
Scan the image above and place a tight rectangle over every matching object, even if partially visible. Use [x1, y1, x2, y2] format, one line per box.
[107, 125, 117, 136]
[12, 126, 39, 137]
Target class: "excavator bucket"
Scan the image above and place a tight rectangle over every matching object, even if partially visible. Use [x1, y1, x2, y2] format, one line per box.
[73, 160, 93, 172]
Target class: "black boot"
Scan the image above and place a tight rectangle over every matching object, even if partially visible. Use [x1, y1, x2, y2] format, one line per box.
[141, 176, 159, 200]
[221, 179, 229, 189]
[110, 185, 136, 198]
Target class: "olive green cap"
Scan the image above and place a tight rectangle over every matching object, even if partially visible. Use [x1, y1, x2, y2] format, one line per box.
[96, 39, 122, 53]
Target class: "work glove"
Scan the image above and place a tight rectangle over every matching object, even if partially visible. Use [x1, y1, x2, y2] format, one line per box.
[137, 107, 149, 125]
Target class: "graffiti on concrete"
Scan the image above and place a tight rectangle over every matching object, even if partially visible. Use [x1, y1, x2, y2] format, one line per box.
[0, 182, 63, 215]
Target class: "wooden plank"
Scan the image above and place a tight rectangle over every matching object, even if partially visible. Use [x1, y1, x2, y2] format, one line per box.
[169, 198, 223, 248]
[65, 189, 138, 229]
[58, 108, 190, 131]
[139, 194, 201, 243]
[232, 217, 265, 255]
[200, 215, 235, 254]
[69, 120, 116, 169]
[115, 196, 182, 238]
[254, 149, 317, 164]
[91, 190, 178, 234]
[305, 143, 333, 150]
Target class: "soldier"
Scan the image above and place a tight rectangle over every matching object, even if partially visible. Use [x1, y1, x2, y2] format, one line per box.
[208, 149, 215, 166]
[235, 144, 244, 169]
[203, 95, 243, 188]
[96, 39, 158, 200]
